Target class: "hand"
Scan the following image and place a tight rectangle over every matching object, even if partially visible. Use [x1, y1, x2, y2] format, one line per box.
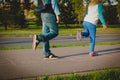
[103, 25, 108, 30]
[56, 15, 60, 24]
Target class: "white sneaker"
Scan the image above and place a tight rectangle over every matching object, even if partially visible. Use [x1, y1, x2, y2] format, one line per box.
[76, 30, 82, 41]
[111, 2, 118, 6]
[44, 53, 59, 59]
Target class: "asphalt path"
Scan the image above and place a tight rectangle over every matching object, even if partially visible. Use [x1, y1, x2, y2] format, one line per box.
[0, 45, 120, 80]
[0, 34, 120, 47]
[0, 34, 120, 79]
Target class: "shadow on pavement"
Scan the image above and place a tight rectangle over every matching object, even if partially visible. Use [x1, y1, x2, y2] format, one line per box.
[60, 48, 120, 58]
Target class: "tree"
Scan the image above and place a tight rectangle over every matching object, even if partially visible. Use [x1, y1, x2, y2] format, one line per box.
[10, 0, 26, 27]
[0, 0, 26, 29]
[104, 0, 120, 24]
[23, 0, 31, 10]
[72, 0, 84, 24]
[59, 0, 78, 27]
[0, 8, 9, 30]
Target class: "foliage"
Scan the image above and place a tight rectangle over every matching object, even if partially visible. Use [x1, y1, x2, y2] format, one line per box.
[59, 0, 78, 27]
[71, 0, 85, 24]
[104, 5, 119, 24]
[34, 10, 42, 26]
[0, 0, 120, 29]
[9, 0, 26, 27]
[29, 2, 42, 26]
[0, 0, 26, 29]
[22, 0, 31, 10]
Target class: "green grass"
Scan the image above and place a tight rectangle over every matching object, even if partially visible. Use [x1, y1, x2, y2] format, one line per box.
[0, 24, 119, 50]
[0, 41, 120, 50]
[16, 68, 120, 80]
[0, 28, 120, 37]
[0, 24, 120, 37]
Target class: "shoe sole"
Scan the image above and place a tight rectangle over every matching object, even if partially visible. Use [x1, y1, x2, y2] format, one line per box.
[44, 56, 59, 59]
[89, 53, 98, 57]
[44, 58, 59, 60]
[44, 57, 59, 59]
[76, 30, 82, 41]
[32, 35, 36, 51]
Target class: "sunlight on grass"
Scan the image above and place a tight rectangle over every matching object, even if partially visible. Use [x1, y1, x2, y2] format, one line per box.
[0, 27, 120, 37]
[16, 68, 120, 80]
[0, 41, 120, 50]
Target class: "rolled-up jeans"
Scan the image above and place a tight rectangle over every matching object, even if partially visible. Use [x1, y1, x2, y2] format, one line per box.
[38, 13, 58, 57]
[82, 21, 96, 52]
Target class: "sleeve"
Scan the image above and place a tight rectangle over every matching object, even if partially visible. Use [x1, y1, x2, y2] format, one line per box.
[51, 0, 61, 16]
[85, 10, 88, 15]
[98, 4, 106, 26]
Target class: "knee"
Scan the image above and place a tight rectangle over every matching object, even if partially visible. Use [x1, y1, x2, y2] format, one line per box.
[55, 32, 59, 37]
[52, 31, 58, 37]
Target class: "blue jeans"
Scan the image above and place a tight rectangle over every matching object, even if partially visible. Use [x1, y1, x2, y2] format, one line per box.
[38, 13, 58, 57]
[82, 21, 96, 52]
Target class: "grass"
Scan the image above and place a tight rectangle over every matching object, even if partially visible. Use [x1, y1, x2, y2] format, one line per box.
[0, 27, 120, 37]
[16, 68, 120, 80]
[0, 24, 120, 50]
[0, 41, 120, 50]
[0, 24, 120, 37]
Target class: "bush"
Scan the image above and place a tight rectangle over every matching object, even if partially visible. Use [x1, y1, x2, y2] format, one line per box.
[0, 1, 27, 30]
[104, 5, 119, 24]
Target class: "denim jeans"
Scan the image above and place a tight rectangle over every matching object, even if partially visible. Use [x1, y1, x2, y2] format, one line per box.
[38, 13, 58, 57]
[82, 21, 96, 52]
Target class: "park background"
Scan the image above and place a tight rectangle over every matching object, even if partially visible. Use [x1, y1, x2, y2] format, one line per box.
[0, 0, 120, 30]
[0, 0, 120, 50]
[0, 0, 120, 80]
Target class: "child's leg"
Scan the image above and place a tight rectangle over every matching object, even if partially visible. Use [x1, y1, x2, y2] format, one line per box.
[81, 21, 89, 37]
[88, 24, 96, 52]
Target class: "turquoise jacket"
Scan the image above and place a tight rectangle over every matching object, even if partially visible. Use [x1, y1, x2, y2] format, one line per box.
[98, 4, 106, 25]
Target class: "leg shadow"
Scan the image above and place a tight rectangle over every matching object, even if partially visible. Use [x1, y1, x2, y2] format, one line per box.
[60, 48, 120, 59]
[96, 48, 120, 56]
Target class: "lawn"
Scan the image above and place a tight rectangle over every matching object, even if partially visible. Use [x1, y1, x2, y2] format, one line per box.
[16, 68, 120, 80]
[0, 41, 120, 50]
[0, 24, 120, 50]
[0, 24, 120, 37]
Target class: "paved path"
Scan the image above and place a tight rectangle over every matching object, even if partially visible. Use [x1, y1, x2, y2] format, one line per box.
[0, 34, 120, 46]
[0, 45, 120, 80]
